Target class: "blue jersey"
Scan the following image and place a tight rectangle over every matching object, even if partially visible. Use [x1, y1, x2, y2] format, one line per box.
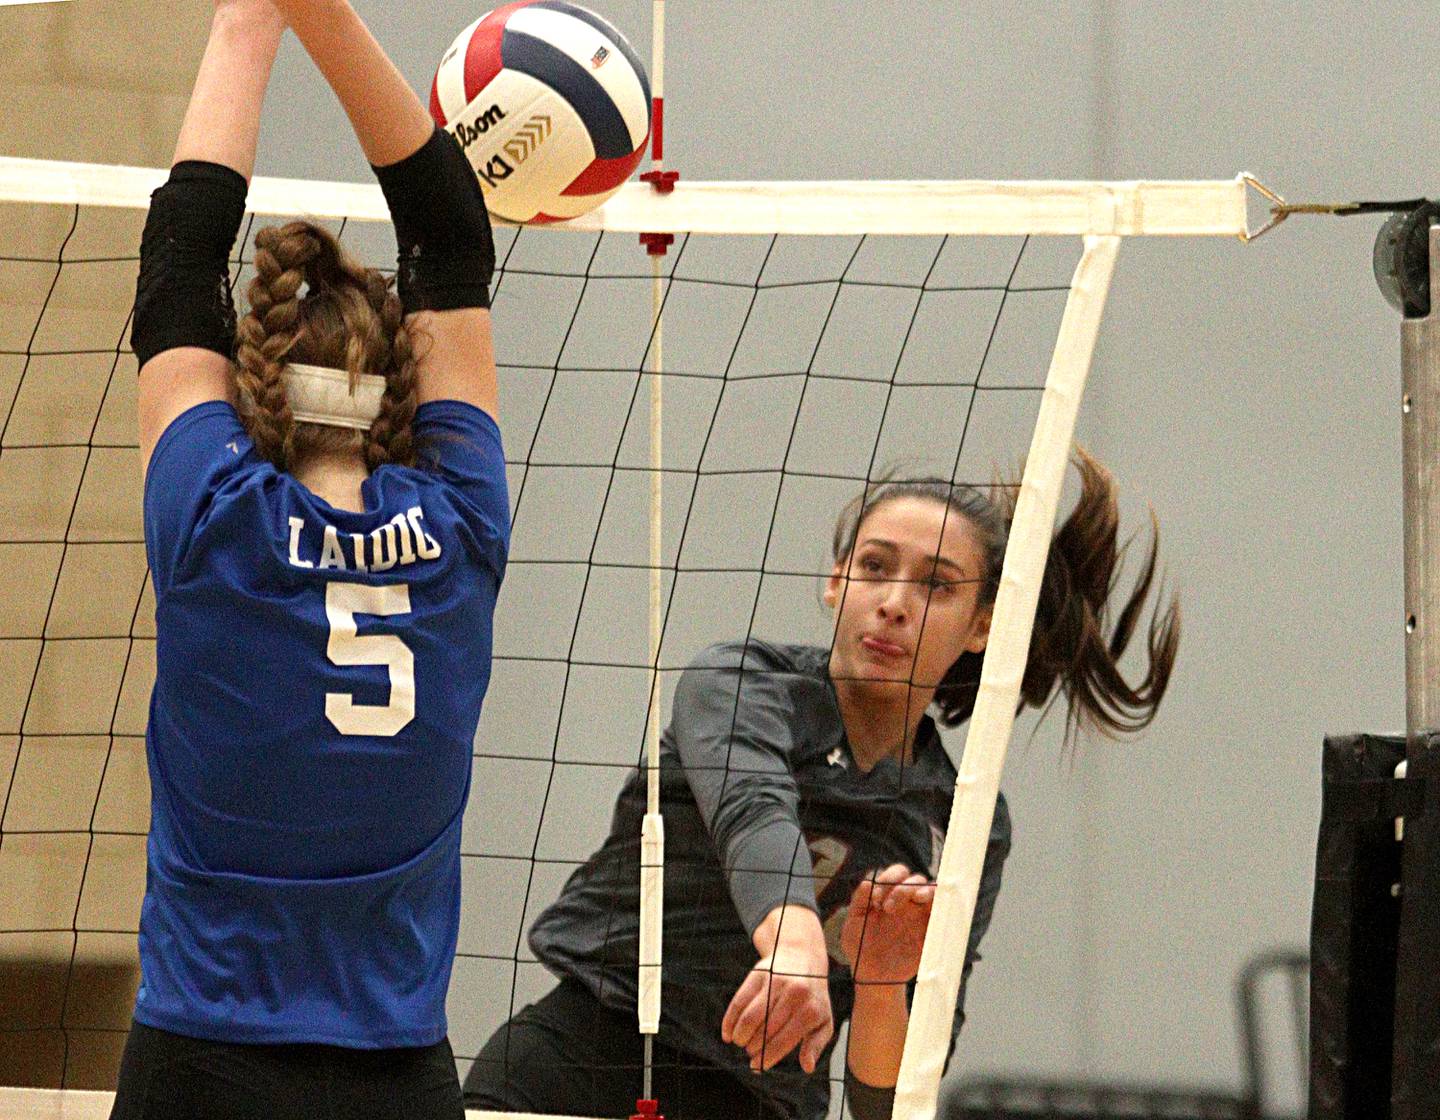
[135, 398, 509, 1048]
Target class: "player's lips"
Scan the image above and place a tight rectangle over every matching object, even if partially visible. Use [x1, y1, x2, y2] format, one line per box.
[861, 634, 907, 659]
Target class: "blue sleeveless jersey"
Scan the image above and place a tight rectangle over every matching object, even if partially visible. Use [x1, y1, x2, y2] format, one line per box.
[135, 398, 509, 1048]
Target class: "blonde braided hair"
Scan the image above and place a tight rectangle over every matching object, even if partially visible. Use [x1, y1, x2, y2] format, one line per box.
[234, 220, 419, 473]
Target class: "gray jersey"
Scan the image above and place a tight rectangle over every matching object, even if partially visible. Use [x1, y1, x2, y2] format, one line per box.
[528, 639, 1011, 1120]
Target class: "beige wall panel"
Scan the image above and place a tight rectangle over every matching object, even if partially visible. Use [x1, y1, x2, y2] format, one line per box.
[66, 934, 139, 1026]
[64, 1026, 128, 1091]
[76, 833, 144, 933]
[0, 831, 87, 930]
[0, 734, 17, 796]
[0, 641, 42, 733]
[2, 354, 114, 449]
[0, 204, 143, 270]
[0, 354, 25, 435]
[68, 206, 147, 263]
[0, 931, 71, 1027]
[92, 736, 148, 836]
[2, 736, 109, 834]
[0, 446, 87, 541]
[23, 638, 129, 735]
[0, 261, 60, 352]
[6, 82, 193, 170]
[93, 364, 139, 448]
[0, 203, 84, 264]
[0, 1027, 65, 1088]
[47, 543, 149, 638]
[6, 3, 199, 158]
[31, 261, 142, 355]
[131, 574, 155, 639]
[0, 1, 205, 87]
[112, 639, 154, 738]
[69, 447, 141, 543]
[0, 543, 64, 637]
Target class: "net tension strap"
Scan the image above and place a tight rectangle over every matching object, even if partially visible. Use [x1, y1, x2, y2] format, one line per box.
[1244, 176, 1432, 239]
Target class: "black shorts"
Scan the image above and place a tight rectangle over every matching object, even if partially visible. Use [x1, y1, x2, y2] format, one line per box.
[462, 979, 787, 1120]
[109, 1020, 463, 1120]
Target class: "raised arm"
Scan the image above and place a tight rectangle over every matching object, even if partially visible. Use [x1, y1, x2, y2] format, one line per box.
[135, 0, 285, 469]
[271, 0, 498, 420]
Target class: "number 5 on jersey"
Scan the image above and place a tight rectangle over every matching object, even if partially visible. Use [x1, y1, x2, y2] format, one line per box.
[325, 581, 414, 736]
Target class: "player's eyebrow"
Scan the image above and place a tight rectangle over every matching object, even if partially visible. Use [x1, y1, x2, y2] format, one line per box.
[857, 537, 971, 581]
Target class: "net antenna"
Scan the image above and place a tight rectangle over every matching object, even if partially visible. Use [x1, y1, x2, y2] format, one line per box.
[0, 154, 1259, 1120]
[636, 0, 674, 1105]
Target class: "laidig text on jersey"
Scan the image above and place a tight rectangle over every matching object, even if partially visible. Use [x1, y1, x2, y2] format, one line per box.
[286, 506, 442, 573]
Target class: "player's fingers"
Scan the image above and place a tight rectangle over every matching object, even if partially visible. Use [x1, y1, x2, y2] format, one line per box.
[871, 864, 912, 911]
[730, 989, 771, 1052]
[734, 969, 802, 1053]
[722, 969, 765, 1044]
[751, 1008, 807, 1071]
[887, 873, 929, 913]
[798, 1015, 835, 1074]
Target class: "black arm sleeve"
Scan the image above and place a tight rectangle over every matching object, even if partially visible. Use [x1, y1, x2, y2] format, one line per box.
[372, 126, 494, 314]
[845, 1071, 896, 1120]
[131, 161, 248, 369]
[670, 643, 820, 935]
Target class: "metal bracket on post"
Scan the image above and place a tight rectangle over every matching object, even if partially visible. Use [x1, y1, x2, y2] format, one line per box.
[1387, 218, 1440, 1120]
[1399, 223, 1440, 744]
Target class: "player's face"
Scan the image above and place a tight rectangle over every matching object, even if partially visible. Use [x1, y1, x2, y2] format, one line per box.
[825, 496, 991, 691]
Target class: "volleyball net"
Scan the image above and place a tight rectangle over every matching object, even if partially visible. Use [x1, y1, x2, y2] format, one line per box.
[0, 159, 1249, 1120]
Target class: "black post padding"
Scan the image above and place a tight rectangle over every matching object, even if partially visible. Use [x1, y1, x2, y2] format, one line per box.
[1391, 731, 1440, 1120]
[1309, 733, 1406, 1120]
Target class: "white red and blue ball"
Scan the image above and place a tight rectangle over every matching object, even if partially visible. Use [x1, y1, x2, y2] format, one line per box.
[430, 1, 651, 224]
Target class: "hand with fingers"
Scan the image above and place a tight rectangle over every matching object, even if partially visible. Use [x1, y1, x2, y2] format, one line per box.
[722, 907, 834, 1074]
[840, 864, 936, 987]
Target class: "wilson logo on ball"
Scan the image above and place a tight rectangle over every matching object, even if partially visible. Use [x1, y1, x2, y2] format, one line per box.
[429, 1, 651, 224]
[452, 105, 508, 151]
[476, 155, 515, 188]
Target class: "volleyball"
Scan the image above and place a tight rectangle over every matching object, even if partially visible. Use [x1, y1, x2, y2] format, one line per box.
[429, 2, 651, 224]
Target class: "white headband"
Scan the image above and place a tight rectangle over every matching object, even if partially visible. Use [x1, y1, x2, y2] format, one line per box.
[283, 364, 386, 431]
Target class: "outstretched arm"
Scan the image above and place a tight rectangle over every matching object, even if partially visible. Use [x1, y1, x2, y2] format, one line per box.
[272, 0, 499, 420]
[173, 0, 286, 176]
[136, 0, 285, 469]
[266, 0, 430, 166]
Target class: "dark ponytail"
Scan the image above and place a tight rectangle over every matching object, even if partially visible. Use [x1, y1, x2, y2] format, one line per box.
[830, 446, 1179, 745]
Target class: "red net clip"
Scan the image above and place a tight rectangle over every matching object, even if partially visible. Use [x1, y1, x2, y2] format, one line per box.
[631, 1099, 663, 1120]
[640, 169, 680, 194]
[639, 170, 679, 256]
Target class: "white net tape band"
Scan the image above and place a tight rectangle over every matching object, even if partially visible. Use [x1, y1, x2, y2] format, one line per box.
[892, 235, 1122, 1120]
[0, 156, 1247, 237]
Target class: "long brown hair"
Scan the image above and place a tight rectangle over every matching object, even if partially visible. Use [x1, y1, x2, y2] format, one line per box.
[234, 220, 419, 473]
[830, 447, 1180, 746]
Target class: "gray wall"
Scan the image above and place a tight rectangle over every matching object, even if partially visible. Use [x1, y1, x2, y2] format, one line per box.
[254, 1, 1425, 1109]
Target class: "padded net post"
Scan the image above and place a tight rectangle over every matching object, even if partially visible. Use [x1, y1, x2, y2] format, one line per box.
[893, 235, 1121, 1120]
